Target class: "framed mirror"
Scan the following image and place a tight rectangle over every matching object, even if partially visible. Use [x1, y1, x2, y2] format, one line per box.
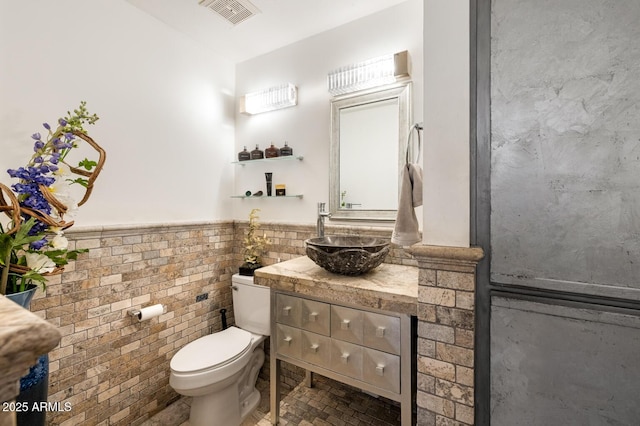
[329, 81, 412, 221]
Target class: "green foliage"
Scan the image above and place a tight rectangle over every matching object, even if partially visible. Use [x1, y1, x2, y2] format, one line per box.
[0, 218, 46, 265]
[67, 177, 89, 187]
[63, 100, 99, 134]
[0, 218, 89, 294]
[78, 159, 97, 171]
[0, 218, 48, 293]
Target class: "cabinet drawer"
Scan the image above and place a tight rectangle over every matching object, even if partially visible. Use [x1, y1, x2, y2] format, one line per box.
[331, 305, 363, 344]
[363, 347, 400, 394]
[301, 299, 330, 336]
[301, 331, 331, 369]
[330, 339, 363, 380]
[363, 311, 401, 355]
[276, 294, 301, 327]
[275, 324, 301, 359]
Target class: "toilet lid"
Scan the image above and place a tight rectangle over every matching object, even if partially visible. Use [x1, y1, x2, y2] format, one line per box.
[171, 327, 252, 373]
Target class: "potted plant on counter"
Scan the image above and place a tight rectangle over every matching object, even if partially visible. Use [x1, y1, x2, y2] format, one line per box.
[239, 208, 270, 276]
[0, 102, 106, 426]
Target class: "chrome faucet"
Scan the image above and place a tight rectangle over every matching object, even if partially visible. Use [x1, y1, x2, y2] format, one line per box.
[317, 202, 331, 237]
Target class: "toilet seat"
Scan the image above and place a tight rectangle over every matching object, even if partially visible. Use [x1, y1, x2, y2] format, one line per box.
[171, 327, 252, 374]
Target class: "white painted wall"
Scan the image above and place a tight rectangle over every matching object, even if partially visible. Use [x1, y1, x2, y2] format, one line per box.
[423, 0, 470, 247]
[0, 0, 235, 227]
[234, 0, 423, 225]
[1, 0, 448, 239]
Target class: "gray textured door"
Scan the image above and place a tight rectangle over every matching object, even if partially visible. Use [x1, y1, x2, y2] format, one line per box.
[486, 0, 640, 424]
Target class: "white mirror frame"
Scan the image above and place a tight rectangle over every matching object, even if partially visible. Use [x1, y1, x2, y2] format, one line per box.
[329, 80, 412, 221]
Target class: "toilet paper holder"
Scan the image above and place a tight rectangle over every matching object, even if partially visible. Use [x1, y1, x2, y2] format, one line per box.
[129, 304, 167, 321]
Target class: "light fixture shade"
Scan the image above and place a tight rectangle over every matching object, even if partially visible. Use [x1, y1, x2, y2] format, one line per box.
[327, 51, 409, 96]
[239, 83, 298, 115]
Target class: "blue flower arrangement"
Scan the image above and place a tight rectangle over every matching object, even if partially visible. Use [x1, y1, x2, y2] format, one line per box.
[0, 102, 106, 295]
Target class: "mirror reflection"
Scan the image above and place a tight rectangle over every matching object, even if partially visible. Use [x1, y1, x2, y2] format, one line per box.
[340, 98, 399, 210]
[329, 81, 412, 221]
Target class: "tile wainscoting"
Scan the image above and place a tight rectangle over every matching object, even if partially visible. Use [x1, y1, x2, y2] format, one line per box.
[37, 221, 237, 425]
[233, 221, 417, 269]
[409, 245, 484, 426]
[27, 221, 413, 425]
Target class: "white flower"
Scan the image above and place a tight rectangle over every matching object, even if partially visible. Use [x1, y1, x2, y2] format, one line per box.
[59, 199, 79, 220]
[48, 171, 79, 220]
[51, 234, 69, 250]
[53, 163, 72, 178]
[25, 252, 56, 274]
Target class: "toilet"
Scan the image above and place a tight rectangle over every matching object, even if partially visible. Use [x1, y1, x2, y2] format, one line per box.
[169, 274, 270, 426]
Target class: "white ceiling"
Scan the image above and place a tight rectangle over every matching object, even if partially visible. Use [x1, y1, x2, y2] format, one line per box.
[125, 0, 409, 63]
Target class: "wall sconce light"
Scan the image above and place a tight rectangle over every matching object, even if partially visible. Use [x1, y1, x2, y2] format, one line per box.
[239, 83, 298, 115]
[327, 51, 410, 96]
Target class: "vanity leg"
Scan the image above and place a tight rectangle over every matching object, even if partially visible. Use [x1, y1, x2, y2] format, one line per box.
[304, 370, 314, 388]
[400, 349, 412, 426]
[270, 356, 281, 425]
[400, 314, 414, 426]
[401, 395, 411, 426]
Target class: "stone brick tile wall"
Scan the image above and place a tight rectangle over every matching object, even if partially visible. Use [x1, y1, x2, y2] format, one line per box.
[233, 221, 417, 268]
[33, 222, 237, 426]
[410, 246, 483, 426]
[28, 220, 413, 425]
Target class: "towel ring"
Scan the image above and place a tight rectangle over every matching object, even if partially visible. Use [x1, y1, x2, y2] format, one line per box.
[405, 123, 423, 164]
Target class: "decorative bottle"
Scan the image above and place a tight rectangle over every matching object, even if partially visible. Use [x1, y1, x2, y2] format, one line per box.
[280, 141, 293, 156]
[265, 143, 280, 158]
[250, 144, 264, 160]
[238, 146, 250, 161]
[265, 173, 273, 196]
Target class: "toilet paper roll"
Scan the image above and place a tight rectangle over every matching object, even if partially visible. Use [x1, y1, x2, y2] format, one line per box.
[135, 304, 165, 321]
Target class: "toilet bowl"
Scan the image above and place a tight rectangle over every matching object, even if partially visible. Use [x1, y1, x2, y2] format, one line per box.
[169, 274, 270, 426]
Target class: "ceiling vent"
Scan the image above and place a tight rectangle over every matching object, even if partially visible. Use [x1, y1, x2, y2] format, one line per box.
[199, 0, 261, 26]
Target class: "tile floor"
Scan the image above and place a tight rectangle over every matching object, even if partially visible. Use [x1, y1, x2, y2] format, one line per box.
[142, 373, 401, 426]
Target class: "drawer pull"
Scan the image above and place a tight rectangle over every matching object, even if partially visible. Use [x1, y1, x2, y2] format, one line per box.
[376, 326, 386, 338]
[283, 306, 292, 316]
[376, 364, 385, 376]
[283, 336, 293, 345]
[309, 312, 318, 322]
[310, 343, 319, 353]
[341, 319, 351, 330]
[341, 353, 350, 364]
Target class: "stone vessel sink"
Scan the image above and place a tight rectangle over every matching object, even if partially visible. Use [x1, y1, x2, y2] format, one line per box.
[304, 235, 391, 276]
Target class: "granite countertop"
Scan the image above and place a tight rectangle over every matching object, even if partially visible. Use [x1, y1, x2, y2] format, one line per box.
[0, 295, 61, 404]
[254, 256, 418, 315]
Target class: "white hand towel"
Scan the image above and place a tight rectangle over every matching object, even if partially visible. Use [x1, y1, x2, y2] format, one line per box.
[391, 163, 423, 246]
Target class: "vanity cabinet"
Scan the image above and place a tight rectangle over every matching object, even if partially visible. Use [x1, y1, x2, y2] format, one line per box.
[270, 291, 414, 425]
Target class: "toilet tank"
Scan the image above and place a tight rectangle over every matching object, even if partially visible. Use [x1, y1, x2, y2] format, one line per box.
[231, 274, 271, 336]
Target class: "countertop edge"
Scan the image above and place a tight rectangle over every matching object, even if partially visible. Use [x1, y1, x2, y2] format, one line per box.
[254, 257, 418, 316]
[0, 295, 62, 403]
